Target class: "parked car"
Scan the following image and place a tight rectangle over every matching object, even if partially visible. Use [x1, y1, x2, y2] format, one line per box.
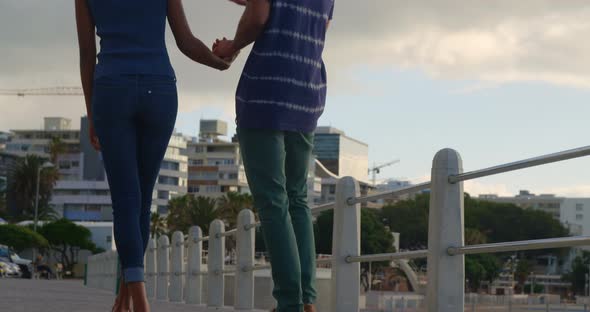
[0, 261, 8, 277]
[0, 258, 21, 277]
[0, 245, 32, 278]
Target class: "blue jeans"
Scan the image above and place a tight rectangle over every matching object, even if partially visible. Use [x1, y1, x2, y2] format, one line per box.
[92, 74, 178, 283]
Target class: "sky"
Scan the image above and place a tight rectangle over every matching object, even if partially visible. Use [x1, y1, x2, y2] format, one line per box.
[1, 0, 590, 197]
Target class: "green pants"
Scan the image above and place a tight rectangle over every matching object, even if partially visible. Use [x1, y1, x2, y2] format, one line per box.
[238, 128, 317, 312]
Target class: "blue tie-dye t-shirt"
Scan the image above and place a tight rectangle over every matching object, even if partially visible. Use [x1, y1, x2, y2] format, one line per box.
[235, 0, 335, 133]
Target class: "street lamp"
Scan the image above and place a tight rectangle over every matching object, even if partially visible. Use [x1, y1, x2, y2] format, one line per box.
[34, 161, 54, 232]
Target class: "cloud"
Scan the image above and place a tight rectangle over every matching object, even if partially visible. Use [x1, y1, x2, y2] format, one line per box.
[539, 185, 590, 198]
[1, 0, 590, 131]
[464, 180, 513, 197]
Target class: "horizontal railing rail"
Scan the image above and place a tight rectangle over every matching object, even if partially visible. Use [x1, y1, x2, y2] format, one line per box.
[347, 182, 432, 205]
[86, 144, 590, 312]
[449, 145, 590, 183]
[447, 236, 590, 256]
[347, 250, 429, 263]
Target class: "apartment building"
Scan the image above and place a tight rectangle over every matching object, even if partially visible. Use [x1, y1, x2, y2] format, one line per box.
[185, 120, 249, 198]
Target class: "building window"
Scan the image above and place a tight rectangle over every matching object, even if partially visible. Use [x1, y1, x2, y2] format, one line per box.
[161, 160, 180, 171]
[194, 146, 205, 153]
[188, 186, 200, 193]
[190, 159, 204, 166]
[577, 203, 584, 211]
[205, 185, 219, 193]
[158, 190, 170, 200]
[158, 176, 179, 186]
[106, 236, 112, 243]
[158, 205, 168, 214]
[576, 214, 584, 220]
[229, 173, 238, 179]
[329, 185, 336, 195]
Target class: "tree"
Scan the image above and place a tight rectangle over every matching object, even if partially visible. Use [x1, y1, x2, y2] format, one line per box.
[466, 254, 501, 292]
[0, 178, 6, 219]
[0, 224, 48, 252]
[465, 228, 487, 245]
[316, 209, 395, 255]
[381, 194, 569, 255]
[150, 212, 167, 239]
[564, 251, 590, 295]
[380, 194, 430, 250]
[315, 208, 396, 291]
[48, 137, 67, 164]
[515, 258, 532, 294]
[166, 195, 220, 235]
[38, 219, 97, 275]
[7, 155, 59, 221]
[218, 192, 254, 229]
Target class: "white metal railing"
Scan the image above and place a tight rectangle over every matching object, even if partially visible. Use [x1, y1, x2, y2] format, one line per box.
[85, 145, 590, 312]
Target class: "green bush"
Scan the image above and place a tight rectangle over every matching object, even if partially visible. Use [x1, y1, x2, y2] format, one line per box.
[0, 224, 48, 252]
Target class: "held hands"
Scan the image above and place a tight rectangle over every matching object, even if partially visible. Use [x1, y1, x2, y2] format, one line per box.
[88, 121, 100, 151]
[213, 38, 240, 64]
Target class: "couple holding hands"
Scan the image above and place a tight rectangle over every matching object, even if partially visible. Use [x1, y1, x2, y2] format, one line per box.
[76, 0, 334, 311]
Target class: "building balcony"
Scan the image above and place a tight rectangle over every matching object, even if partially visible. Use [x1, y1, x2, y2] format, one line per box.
[159, 169, 188, 179]
[51, 195, 112, 205]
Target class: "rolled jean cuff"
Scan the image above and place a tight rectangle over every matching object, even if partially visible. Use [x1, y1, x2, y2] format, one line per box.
[123, 267, 144, 283]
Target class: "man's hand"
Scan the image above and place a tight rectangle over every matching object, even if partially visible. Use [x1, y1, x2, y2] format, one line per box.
[213, 38, 240, 62]
[228, 0, 248, 6]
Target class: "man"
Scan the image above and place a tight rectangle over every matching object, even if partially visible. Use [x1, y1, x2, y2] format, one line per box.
[215, 0, 335, 311]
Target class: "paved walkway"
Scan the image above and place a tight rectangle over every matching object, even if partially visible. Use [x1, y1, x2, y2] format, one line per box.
[0, 278, 258, 312]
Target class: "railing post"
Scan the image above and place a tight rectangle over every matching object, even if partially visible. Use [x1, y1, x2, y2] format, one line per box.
[157, 235, 170, 301]
[427, 149, 465, 312]
[208, 219, 226, 308]
[146, 238, 157, 299]
[170, 231, 185, 302]
[331, 176, 361, 312]
[235, 209, 256, 310]
[186, 226, 204, 305]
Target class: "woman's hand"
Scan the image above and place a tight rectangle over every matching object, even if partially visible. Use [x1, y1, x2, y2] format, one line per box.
[213, 38, 240, 62]
[88, 121, 101, 151]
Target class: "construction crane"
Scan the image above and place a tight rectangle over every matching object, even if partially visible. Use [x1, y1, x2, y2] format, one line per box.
[369, 159, 400, 186]
[0, 87, 83, 97]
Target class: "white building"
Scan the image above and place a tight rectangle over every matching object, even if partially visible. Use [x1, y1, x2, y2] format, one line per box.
[5, 116, 188, 218]
[153, 132, 189, 214]
[185, 120, 249, 198]
[5, 117, 83, 181]
[478, 190, 564, 220]
[560, 198, 590, 237]
[51, 180, 112, 222]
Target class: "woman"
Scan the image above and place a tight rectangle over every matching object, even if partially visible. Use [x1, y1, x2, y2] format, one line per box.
[75, 0, 232, 310]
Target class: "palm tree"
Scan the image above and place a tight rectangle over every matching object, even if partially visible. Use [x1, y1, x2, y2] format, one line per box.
[166, 195, 220, 235]
[218, 192, 254, 229]
[7, 155, 59, 220]
[48, 137, 67, 164]
[188, 196, 220, 235]
[150, 212, 167, 238]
